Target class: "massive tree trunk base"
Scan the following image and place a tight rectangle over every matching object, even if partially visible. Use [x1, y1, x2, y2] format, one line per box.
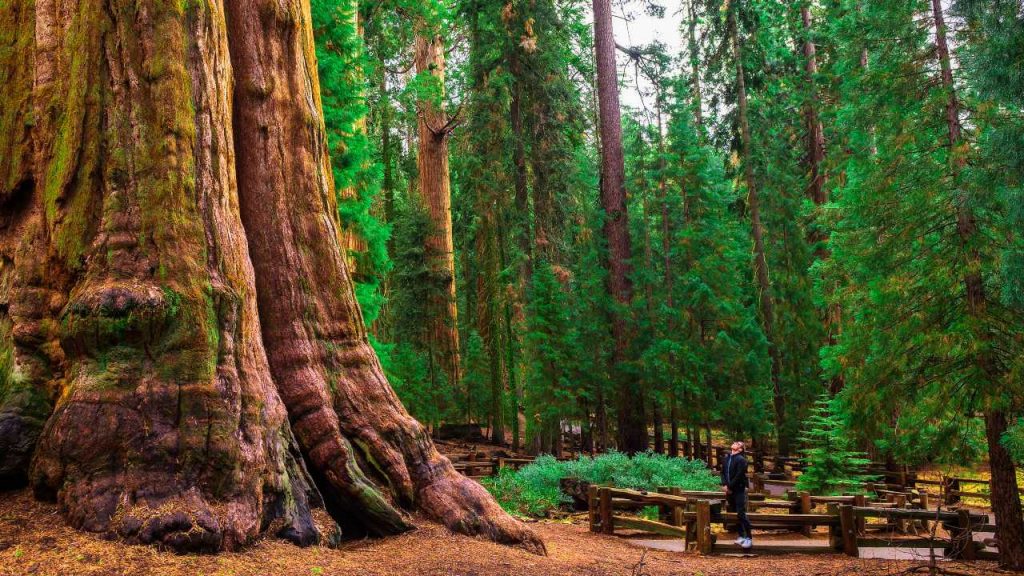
[0, 0, 542, 557]
[984, 412, 1024, 570]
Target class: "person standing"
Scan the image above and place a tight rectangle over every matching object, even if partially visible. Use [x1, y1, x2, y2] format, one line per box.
[721, 440, 753, 548]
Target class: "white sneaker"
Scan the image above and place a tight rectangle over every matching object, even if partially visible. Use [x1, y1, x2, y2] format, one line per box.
[734, 536, 745, 545]
[741, 538, 753, 549]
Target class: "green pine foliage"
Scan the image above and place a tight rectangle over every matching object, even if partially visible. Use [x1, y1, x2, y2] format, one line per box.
[385, 198, 455, 424]
[482, 452, 719, 517]
[796, 396, 873, 495]
[303, 0, 1023, 521]
[292, 1, 1024, 562]
[817, 0, 1024, 465]
[312, 0, 392, 325]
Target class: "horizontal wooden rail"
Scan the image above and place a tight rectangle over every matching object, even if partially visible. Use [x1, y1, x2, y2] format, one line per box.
[715, 512, 839, 526]
[852, 506, 987, 524]
[810, 495, 857, 504]
[857, 538, 950, 549]
[611, 515, 687, 537]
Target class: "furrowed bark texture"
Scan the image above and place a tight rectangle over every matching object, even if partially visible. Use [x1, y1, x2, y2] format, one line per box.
[0, 0, 542, 555]
[414, 28, 461, 391]
[0, 0, 320, 551]
[225, 0, 541, 552]
[0, 0, 51, 488]
[592, 0, 644, 455]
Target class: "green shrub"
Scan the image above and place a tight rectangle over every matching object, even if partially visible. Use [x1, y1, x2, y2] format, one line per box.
[480, 452, 718, 517]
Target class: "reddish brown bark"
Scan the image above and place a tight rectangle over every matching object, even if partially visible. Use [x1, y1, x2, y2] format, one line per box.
[931, 0, 1023, 568]
[0, 0, 320, 551]
[226, 0, 538, 552]
[414, 27, 461, 391]
[0, 0, 541, 555]
[592, 0, 645, 454]
[729, 5, 786, 454]
[0, 0, 48, 487]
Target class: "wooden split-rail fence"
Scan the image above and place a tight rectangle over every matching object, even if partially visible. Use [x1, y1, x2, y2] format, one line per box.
[447, 454, 538, 479]
[586, 486, 996, 559]
[684, 443, 1021, 510]
[445, 447, 1021, 511]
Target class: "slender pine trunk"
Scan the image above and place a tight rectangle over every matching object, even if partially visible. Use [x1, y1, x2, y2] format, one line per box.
[592, 0, 644, 454]
[931, 0, 1023, 567]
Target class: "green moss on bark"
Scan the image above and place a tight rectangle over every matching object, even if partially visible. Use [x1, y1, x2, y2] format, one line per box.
[0, 0, 35, 200]
[0, 317, 50, 485]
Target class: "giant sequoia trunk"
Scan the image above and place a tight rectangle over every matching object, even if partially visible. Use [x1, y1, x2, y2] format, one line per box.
[592, 0, 644, 454]
[0, 0, 541, 555]
[414, 26, 461, 391]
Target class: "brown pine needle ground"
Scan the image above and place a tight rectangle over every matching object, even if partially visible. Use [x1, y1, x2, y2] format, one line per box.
[0, 490, 1003, 576]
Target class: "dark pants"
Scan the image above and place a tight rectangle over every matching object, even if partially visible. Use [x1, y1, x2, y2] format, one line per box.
[727, 491, 752, 539]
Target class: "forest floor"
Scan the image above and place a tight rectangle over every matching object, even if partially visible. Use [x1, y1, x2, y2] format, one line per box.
[0, 489, 1006, 576]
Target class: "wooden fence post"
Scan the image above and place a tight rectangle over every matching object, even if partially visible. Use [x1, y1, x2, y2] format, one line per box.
[918, 492, 930, 532]
[799, 491, 812, 537]
[588, 485, 599, 532]
[670, 488, 684, 527]
[696, 499, 712, 554]
[956, 509, 976, 561]
[684, 500, 696, 550]
[600, 487, 613, 535]
[839, 505, 858, 556]
[945, 476, 961, 506]
[894, 493, 907, 533]
[853, 494, 867, 534]
[657, 486, 670, 524]
[827, 504, 841, 550]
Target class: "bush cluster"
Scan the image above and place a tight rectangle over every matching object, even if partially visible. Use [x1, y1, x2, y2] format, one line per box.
[481, 452, 718, 517]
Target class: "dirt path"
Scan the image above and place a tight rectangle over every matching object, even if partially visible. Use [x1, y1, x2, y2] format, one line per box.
[0, 490, 1003, 575]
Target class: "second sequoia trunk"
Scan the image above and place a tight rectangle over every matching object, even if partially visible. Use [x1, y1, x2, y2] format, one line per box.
[414, 25, 462, 391]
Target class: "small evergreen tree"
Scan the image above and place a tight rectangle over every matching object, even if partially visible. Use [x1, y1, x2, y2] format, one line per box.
[796, 396, 873, 495]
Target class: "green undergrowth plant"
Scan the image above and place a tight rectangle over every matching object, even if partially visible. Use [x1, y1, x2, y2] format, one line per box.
[480, 451, 718, 517]
[796, 396, 874, 495]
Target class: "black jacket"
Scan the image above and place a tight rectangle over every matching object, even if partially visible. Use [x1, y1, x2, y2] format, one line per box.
[720, 453, 749, 493]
